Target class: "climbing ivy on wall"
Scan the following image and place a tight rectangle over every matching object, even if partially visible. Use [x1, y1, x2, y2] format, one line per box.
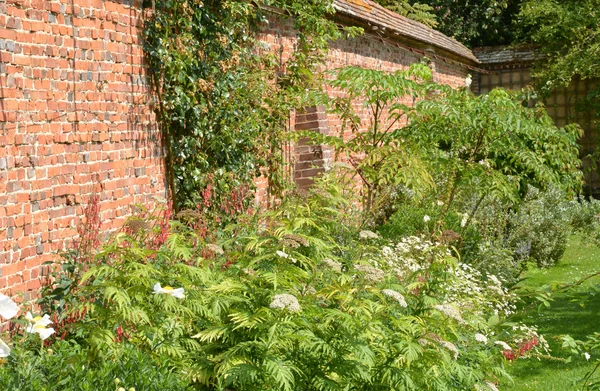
[143, 0, 355, 217]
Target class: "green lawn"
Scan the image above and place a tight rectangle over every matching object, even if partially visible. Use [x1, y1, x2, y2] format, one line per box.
[502, 236, 600, 391]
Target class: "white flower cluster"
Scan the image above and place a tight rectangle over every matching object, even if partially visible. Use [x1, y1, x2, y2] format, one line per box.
[359, 230, 380, 240]
[441, 262, 516, 317]
[323, 258, 343, 272]
[354, 264, 385, 283]
[302, 285, 317, 296]
[381, 289, 407, 307]
[434, 304, 465, 324]
[439, 340, 459, 360]
[475, 333, 488, 344]
[276, 250, 297, 263]
[475, 381, 499, 391]
[379, 236, 446, 279]
[494, 341, 512, 351]
[269, 293, 301, 313]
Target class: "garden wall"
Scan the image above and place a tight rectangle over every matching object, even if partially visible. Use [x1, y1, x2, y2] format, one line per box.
[0, 0, 166, 299]
[260, 0, 478, 189]
[0, 0, 478, 297]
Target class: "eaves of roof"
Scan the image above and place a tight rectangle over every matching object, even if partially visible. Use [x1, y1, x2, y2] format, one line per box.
[333, 0, 479, 64]
[473, 45, 542, 66]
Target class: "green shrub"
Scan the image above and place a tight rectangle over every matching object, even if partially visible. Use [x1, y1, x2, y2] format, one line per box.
[505, 186, 572, 268]
[570, 196, 600, 246]
[0, 340, 191, 391]
[39, 184, 542, 391]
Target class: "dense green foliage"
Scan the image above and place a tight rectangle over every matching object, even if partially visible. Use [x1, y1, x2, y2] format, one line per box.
[144, 0, 351, 212]
[371, 0, 437, 27]
[372, 0, 523, 47]
[3, 3, 596, 387]
[518, 0, 600, 174]
[519, 0, 600, 97]
[0, 341, 191, 391]
[4, 177, 554, 391]
[408, 86, 582, 203]
[305, 65, 434, 222]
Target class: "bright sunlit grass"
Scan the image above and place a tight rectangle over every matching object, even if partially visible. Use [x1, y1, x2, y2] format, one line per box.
[502, 236, 600, 391]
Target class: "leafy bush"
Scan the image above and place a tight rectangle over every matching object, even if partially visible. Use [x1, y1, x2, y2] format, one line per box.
[32, 181, 547, 391]
[462, 186, 572, 282]
[570, 196, 600, 246]
[505, 186, 572, 268]
[0, 340, 191, 391]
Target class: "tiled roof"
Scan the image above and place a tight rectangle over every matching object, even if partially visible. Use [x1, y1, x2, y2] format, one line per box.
[473, 46, 541, 65]
[333, 0, 478, 63]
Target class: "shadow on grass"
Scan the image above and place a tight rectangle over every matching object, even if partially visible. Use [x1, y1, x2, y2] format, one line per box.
[503, 290, 600, 390]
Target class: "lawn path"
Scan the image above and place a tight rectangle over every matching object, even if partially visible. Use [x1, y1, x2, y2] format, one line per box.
[502, 236, 600, 391]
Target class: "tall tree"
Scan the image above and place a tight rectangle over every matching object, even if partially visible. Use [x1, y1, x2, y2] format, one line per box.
[372, 0, 438, 27]
[412, 0, 522, 47]
[518, 0, 599, 106]
[518, 0, 600, 173]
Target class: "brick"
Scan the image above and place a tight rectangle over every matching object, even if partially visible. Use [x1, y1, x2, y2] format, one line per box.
[0, 0, 476, 299]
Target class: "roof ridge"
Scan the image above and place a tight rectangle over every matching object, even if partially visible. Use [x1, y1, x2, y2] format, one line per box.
[333, 0, 478, 63]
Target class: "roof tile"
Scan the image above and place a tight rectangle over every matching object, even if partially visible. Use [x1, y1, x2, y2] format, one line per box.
[333, 0, 478, 63]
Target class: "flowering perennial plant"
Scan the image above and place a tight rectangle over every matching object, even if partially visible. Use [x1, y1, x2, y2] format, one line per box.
[25, 312, 55, 341]
[381, 289, 407, 307]
[269, 294, 301, 312]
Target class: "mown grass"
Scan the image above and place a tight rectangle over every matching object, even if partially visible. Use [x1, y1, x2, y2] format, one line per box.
[502, 236, 600, 391]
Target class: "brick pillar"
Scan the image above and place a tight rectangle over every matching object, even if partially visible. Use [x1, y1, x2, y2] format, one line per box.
[293, 106, 332, 189]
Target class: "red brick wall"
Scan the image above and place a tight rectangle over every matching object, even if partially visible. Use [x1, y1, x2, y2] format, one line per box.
[1, 4, 472, 297]
[0, 0, 165, 298]
[259, 15, 470, 190]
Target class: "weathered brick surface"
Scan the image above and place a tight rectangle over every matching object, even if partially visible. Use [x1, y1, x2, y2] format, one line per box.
[1, 1, 473, 297]
[259, 14, 470, 194]
[0, 0, 165, 298]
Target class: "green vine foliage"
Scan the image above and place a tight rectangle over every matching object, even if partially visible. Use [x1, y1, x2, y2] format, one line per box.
[143, 0, 351, 214]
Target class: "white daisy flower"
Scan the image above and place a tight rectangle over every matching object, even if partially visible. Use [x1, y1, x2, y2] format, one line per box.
[0, 294, 18, 320]
[153, 283, 185, 299]
[0, 340, 10, 358]
[25, 312, 55, 340]
[585, 352, 591, 361]
[423, 215, 431, 222]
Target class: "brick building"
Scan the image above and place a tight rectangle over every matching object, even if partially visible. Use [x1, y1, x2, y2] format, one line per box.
[0, 0, 478, 297]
